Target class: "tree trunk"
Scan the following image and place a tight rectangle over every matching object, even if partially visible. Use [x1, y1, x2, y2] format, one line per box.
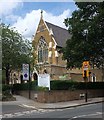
[102, 63, 104, 82]
[6, 64, 10, 84]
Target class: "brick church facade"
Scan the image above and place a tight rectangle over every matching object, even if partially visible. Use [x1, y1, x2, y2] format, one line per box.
[32, 11, 71, 80]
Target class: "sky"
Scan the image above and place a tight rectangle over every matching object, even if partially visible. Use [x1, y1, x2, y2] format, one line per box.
[0, 0, 78, 41]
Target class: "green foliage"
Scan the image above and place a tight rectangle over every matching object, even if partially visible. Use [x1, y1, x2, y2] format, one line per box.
[1, 23, 33, 84]
[13, 81, 37, 91]
[30, 81, 38, 90]
[76, 82, 104, 90]
[0, 84, 2, 91]
[35, 86, 49, 91]
[12, 80, 104, 91]
[2, 90, 16, 101]
[3, 90, 12, 97]
[50, 80, 104, 90]
[2, 70, 6, 84]
[0, 69, 1, 84]
[13, 83, 29, 91]
[13, 82, 49, 91]
[63, 2, 104, 68]
[1, 23, 32, 69]
[2, 84, 16, 101]
[50, 80, 77, 90]
[2, 84, 12, 91]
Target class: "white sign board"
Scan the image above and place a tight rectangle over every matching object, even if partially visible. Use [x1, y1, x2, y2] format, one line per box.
[38, 74, 50, 90]
[22, 64, 29, 80]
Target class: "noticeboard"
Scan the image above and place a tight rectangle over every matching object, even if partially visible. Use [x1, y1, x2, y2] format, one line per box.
[38, 74, 50, 90]
[22, 64, 29, 80]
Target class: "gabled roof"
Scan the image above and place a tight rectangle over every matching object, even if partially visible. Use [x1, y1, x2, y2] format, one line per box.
[45, 21, 71, 48]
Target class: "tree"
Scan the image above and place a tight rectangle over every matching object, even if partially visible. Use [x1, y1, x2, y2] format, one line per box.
[63, 2, 104, 69]
[1, 23, 33, 84]
[0, 25, 1, 84]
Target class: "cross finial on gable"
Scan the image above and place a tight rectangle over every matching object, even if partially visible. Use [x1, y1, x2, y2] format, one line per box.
[41, 10, 43, 19]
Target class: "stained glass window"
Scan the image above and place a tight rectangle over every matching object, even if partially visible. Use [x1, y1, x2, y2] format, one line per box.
[37, 37, 48, 63]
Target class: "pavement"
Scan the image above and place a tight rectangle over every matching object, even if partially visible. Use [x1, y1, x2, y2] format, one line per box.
[1, 95, 104, 110]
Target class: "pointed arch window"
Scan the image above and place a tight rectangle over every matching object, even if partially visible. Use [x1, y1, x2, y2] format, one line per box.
[37, 37, 48, 63]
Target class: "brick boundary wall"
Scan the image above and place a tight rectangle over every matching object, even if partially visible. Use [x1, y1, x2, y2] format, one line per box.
[17, 89, 104, 103]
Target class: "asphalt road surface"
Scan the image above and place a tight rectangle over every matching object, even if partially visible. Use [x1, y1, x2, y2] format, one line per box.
[2, 104, 36, 114]
[1, 102, 104, 120]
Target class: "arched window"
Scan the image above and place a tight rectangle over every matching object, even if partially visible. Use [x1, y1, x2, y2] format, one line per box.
[37, 37, 48, 63]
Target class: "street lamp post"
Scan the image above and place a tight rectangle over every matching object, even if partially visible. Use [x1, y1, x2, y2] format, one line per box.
[83, 29, 88, 102]
[29, 64, 31, 99]
[83, 61, 89, 102]
[85, 76, 88, 102]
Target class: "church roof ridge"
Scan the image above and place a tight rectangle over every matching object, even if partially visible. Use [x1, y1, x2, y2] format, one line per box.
[45, 21, 68, 31]
[45, 21, 71, 48]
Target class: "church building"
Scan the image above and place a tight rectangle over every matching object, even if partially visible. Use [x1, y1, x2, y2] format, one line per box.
[8, 11, 103, 84]
[32, 11, 71, 80]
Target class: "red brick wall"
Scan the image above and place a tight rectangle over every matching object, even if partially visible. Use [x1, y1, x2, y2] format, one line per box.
[18, 89, 104, 103]
[36, 90, 104, 103]
[70, 69, 103, 82]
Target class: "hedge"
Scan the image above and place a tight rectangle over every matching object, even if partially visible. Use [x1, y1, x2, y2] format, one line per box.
[50, 80, 77, 90]
[0, 84, 2, 91]
[10, 80, 104, 91]
[2, 84, 13, 91]
[13, 81, 37, 91]
[50, 81, 104, 90]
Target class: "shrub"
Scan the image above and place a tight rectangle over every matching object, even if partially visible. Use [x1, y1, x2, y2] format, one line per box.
[35, 86, 49, 91]
[12, 80, 104, 91]
[0, 84, 2, 91]
[2, 84, 12, 91]
[2, 92, 16, 101]
[50, 80, 104, 90]
[2, 70, 6, 84]
[13, 81, 37, 91]
[2, 85, 16, 101]
[30, 81, 37, 90]
[3, 90, 12, 97]
[50, 80, 77, 90]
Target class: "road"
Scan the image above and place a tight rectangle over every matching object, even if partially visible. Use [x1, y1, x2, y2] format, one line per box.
[2, 104, 36, 114]
[1, 103, 103, 120]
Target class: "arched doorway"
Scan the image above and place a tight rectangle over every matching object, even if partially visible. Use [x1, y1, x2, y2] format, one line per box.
[33, 73, 38, 80]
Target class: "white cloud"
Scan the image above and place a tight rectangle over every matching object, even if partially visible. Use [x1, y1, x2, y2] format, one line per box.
[44, 9, 70, 28]
[5, 14, 19, 22]
[11, 9, 41, 40]
[0, 0, 23, 17]
[11, 9, 71, 41]
[22, 0, 74, 2]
